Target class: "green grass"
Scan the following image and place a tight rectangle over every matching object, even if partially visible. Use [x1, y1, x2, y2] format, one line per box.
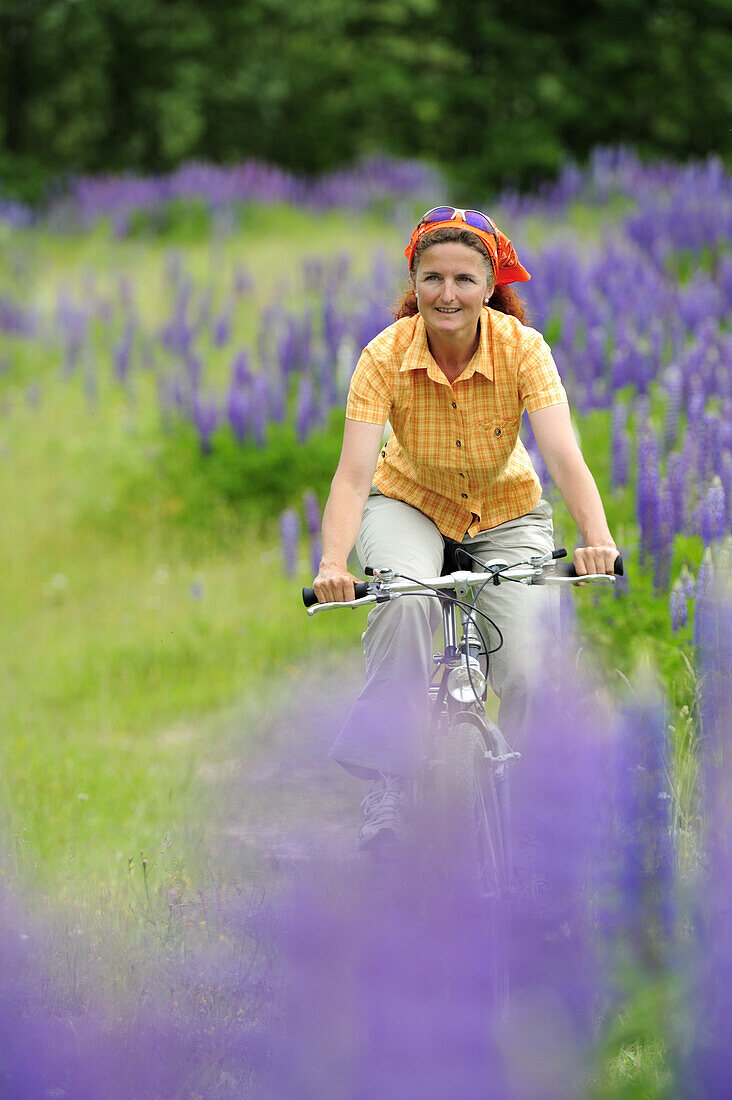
[0, 336, 358, 897]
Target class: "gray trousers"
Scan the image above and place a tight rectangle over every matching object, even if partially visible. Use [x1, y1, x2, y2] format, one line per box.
[329, 491, 561, 780]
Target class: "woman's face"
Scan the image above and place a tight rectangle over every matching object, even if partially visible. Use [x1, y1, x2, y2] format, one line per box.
[413, 242, 492, 340]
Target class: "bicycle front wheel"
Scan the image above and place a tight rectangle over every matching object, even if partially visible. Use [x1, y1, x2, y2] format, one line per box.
[441, 719, 507, 900]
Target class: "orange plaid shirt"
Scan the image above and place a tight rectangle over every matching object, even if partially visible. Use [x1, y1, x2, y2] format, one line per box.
[346, 306, 568, 540]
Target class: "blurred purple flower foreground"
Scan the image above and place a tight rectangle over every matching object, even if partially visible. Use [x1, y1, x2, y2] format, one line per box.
[682, 583, 732, 1097]
[0, 657, 678, 1099]
[268, 672, 628, 1100]
[0, 881, 275, 1099]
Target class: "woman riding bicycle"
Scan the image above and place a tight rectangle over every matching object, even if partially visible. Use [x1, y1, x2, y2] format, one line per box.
[311, 207, 618, 850]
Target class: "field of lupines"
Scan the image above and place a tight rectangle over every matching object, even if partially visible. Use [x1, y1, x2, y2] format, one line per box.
[1, 147, 731, 1096]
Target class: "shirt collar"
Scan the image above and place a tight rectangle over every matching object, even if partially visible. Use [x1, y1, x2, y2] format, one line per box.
[399, 308, 494, 383]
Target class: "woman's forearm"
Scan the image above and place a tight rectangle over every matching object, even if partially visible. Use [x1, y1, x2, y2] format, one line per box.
[549, 452, 615, 547]
[320, 473, 370, 568]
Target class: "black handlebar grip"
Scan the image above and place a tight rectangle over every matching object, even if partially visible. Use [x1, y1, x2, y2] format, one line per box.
[302, 582, 371, 607]
[554, 555, 624, 578]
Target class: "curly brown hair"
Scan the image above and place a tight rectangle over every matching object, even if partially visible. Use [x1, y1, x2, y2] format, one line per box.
[392, 226, 527, 324]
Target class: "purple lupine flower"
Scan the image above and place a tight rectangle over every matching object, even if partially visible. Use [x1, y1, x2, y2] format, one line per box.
[268, 373, 287, 424]
[0, 294, 37, 337]
[653, 477, 674, 592]
[323, 291, 345, 363]
[666, 452, 687, 534]
[249, 375, 268, 447]
[610, 401, 630, 488]
[113, 330, 134, 383]
[701, 477, 726, 545]
[663, 366, 683, 451]
[610, 693, 675, 965]
[226, 382, 249, 443]
[687, 374, 706, 423]
[303, 490, 322, 576]
[670, 582, 688, 631]
[697, 412, 721, 485]
[609, 344, 632, 394]
[192, 390, 219, 454]
[279, 509, 300, 576]
[684, 586, 732, 1095]
[303, 490, 321, 537]
[636, 427, 660, 566]
[277, 317, 298, 378]
[212, 307, 232, 348]
[230, 349, 252, 387]
[694, 549, 715, 650]
[679, 565, 696, 599]
[560, 301, 578, 353]
[294, 375, 314, 443]
[720, 450, 732, 526]
[358, 299, 392, 350]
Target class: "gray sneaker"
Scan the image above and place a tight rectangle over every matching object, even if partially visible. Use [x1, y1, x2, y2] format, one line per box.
[358, 773, 407, 850]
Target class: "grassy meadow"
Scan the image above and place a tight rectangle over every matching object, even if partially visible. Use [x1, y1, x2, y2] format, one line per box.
[0, 153, 730, 1096]
[1, 210, 393, 892]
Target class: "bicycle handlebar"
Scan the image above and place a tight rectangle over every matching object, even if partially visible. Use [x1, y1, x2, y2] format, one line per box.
[302, 552, 624, 610]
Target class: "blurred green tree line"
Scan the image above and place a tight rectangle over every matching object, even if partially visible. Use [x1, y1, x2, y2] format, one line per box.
[1, 0, 730, 201]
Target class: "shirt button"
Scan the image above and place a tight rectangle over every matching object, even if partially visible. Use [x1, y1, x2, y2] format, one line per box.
[494, 428, 502, 436]
[461, 493, 468, 499]
[458, 472, 465, 478]
[456, 440, 462, 447]
[452, 402, 457, 409]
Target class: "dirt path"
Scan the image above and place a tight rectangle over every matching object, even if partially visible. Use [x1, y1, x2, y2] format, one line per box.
[199, 657, 370, 881]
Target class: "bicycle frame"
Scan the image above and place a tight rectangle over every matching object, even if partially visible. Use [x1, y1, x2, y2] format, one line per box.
[303, 551, 621, 890]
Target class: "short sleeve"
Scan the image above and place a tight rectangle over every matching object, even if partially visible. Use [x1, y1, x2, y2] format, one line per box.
[345, 348, 393, 425]
[517, 336, 568, 414]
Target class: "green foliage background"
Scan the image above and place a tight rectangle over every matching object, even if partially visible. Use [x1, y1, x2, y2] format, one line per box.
[2, 0, 731, 201]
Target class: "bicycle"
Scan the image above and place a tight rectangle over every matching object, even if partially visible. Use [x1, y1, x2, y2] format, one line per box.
[302, 544, 623, 900]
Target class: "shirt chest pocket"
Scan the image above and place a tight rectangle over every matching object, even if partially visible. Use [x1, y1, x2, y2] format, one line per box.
[395, 400, 461, 471]
[471, 416, 521, 470]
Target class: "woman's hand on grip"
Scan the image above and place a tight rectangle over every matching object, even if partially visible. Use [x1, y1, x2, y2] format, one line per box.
[313, 561, 360, 603]
[572, 544, 618, 577]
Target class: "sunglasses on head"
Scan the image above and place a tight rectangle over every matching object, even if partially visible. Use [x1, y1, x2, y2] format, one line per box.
[418, 206, 499, 240]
